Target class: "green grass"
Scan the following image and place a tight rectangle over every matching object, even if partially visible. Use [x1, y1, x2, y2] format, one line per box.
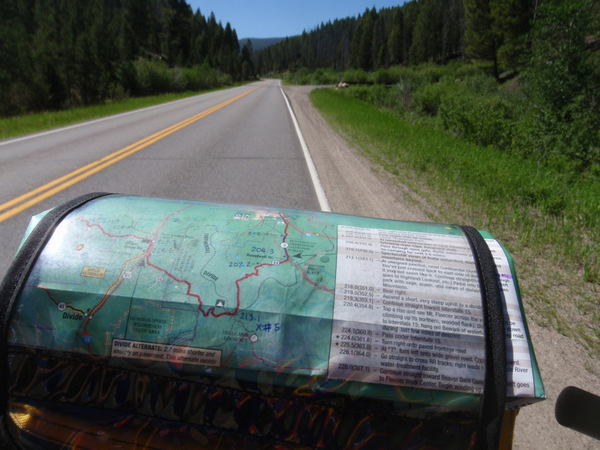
[0, 85, 244, 140]
[310, 87, 600, 356]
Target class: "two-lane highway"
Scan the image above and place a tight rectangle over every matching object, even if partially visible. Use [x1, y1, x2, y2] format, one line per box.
[0, 80, 327, 278]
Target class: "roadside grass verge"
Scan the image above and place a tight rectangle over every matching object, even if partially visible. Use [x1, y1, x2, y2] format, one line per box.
[311, 88, 600, 356]
[0, 85, 245, 141]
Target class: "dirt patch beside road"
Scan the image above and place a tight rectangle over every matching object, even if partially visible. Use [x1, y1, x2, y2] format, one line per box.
[283, 84, 600, 449]
[283, 85, 432, 222]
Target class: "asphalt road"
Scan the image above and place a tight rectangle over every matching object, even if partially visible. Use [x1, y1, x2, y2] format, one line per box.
[0, 80, 323, 279]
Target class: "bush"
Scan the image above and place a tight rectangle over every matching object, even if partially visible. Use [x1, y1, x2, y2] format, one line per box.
[288, 67, 311, 85]
[338, 85, 371, 103]
[171, 67, 187, 92]
[462, 73, 498, 95]
[311, 68, 339, 85]
[341, 68, 368, 84]
[134, 58, 172, 95]
[439, 92, 514, 148]
[520, 0, 600, 169]
[317, 59, 599, 174]
[129, 60, 230, 95]
[412, 63, 448, 84]
[191, 63, 231, 88]
[284, 68, 340, 85]
[412, 81, 455, 116]
[118, 61, 139, 95]
[370, 68, 401, 85]
[449, 63, 486, 81]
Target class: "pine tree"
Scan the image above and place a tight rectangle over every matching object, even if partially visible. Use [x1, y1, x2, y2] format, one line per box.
[410, 0, 444, 64]
[402, 0, 421, 63]
[388, 9, 404, 65]
[358, 8, 377, 70]
[464, 0, 501, 78]
[0, 0, 33, 114]
[240, 40, 255, 80]
[372, 14, 387, 68]
[491, 0, 535, 69]
[441, 0, 465, 63]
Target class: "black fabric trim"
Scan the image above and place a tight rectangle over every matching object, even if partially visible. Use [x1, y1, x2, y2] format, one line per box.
[0, 192, 111, 444]
[458, 225, 506, 450]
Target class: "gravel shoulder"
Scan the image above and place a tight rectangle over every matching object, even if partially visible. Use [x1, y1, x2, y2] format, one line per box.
[283, 84, 600, 449]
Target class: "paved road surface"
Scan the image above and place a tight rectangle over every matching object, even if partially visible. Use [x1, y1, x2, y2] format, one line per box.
[0, 80, 322, 279]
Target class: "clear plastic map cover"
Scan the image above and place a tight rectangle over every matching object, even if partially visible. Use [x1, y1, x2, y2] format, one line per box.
[2, 194, 544, 448]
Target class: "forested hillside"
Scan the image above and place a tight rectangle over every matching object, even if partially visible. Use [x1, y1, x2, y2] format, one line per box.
[257, 0, 596, 79]
[257, 1, 465, 73]
[0, 0, 256, 116]
[258, 0, 600, 290]
[258, 0, 599, 173]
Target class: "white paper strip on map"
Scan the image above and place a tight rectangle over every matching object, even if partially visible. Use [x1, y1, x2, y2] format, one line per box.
[111, 338, 222, 367]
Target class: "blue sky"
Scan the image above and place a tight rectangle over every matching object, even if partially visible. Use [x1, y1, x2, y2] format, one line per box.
[187, 1, 408, 39]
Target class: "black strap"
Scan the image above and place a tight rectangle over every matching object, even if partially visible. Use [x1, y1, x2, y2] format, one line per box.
[0, 192, 111, 433]
[458, 225, 506, 449]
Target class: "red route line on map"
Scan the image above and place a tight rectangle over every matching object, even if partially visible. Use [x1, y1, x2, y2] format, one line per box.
[210, 214, 292, 318]
[77, 213, 333, 319]
[143, 258, 209, 312]
[38, 285, 87, 315]
[75, 210, 289, 322]
[77, 207, 192, 344]
[77, 218, 149, 241]
[291, 254, 334, 295]
[74, 210, 334, 372]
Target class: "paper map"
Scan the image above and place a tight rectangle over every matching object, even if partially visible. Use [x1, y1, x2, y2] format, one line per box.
[9, 195, 541, 401]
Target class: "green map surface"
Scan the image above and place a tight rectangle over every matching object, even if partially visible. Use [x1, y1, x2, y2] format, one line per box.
[7, 195, 545, 406]
[10, 196, 347, 377]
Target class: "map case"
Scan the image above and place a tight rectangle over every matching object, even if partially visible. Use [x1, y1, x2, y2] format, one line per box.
[0, 193, 544, 448]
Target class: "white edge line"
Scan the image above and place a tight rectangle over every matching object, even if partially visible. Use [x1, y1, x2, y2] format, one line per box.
[0, 97, 195, 147]
[279, 81, 331, 212]
[0, 86, 247, 147]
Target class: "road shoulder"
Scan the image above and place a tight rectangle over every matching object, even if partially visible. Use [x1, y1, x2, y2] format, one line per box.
[284, 84, 600, 449]
[283, 85, 432, 222]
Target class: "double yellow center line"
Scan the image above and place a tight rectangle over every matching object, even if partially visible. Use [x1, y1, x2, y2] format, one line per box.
[0, 85, 260, 223]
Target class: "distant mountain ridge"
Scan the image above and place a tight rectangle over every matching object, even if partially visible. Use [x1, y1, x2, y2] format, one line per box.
[238, 37, 288, 51]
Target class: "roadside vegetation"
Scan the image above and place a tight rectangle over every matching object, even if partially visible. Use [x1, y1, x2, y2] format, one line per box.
[0, 1, 257, 118]
[260, 0, 600, 357]
[0, 84, 245, 140]
[300, 8, 600, 360]
[310, 85, 599, 355]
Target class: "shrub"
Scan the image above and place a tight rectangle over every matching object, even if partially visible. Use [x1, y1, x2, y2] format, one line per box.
[449, 63, 486, 81]
[117, 61, 139, 95]
[371, 68, 401, 85]
[311, 68, 340, 85]
[413, 63, 448, 84]
[339, 85, 371, 103]
[134, 58, 172, 95]
[412, 81, 455, 116]
[463, 73, 498, 95]
[171, 68, 187, 92]
[289, 67, 311, 85]
[341, 68, 368, 84]
[439, 92, 514, 148]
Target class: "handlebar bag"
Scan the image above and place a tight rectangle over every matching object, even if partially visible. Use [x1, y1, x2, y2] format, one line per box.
[0, 193, 544, 449]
